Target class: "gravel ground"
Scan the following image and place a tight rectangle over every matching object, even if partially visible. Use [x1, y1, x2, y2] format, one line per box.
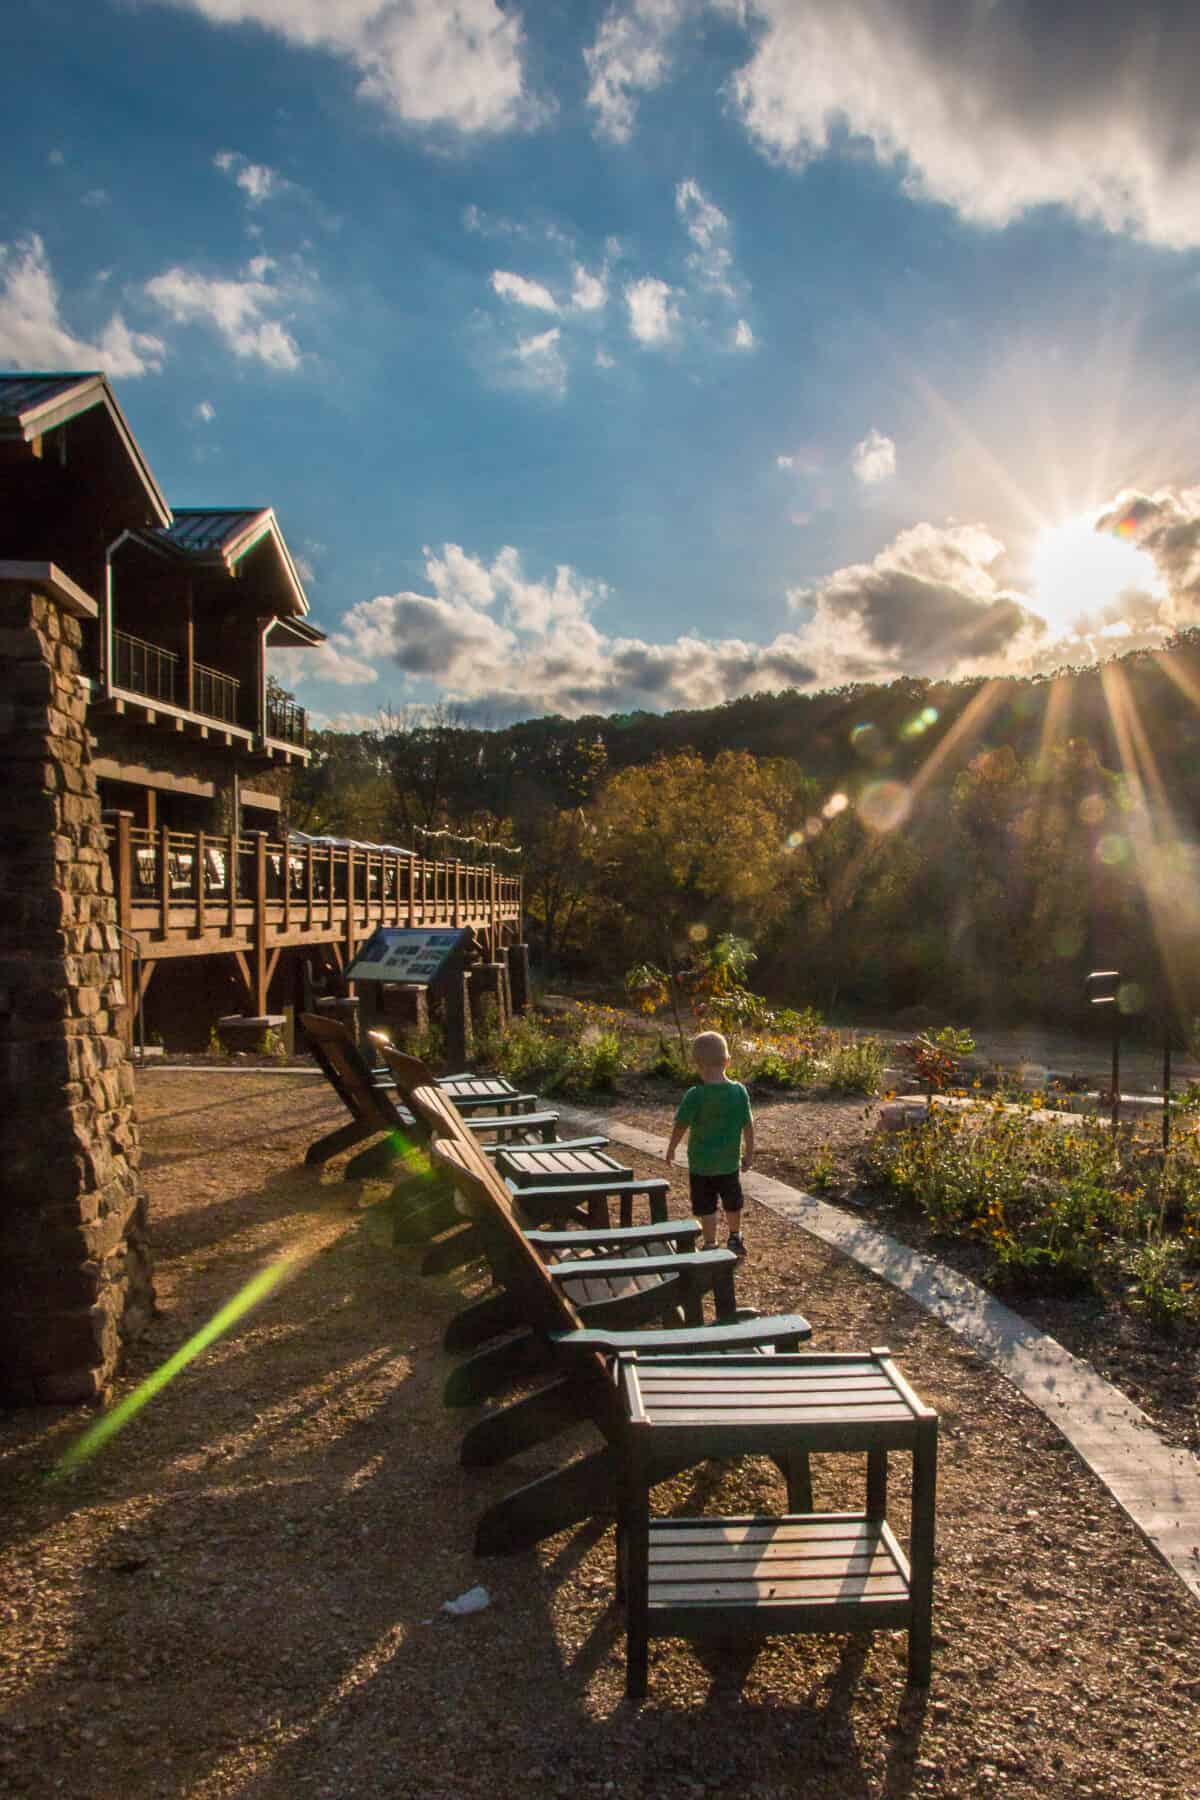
[1, 1071, 1199, 1800]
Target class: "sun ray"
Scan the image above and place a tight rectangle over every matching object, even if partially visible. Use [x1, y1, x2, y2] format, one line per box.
[1035, 675, 1072, 772]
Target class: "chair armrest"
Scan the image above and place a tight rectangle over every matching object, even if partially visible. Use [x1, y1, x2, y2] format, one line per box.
[547, 1249, 734, 1284]
[450, 1092, 541, 1114]
[512, 1178, 668, 1202]
[548, 1313, 813, 1355]
[463, 1110, 560, 1136]
[527, 1220, 700, 1251]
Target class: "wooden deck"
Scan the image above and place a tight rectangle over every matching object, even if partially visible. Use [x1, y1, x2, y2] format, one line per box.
[107, 815, 522, 1016]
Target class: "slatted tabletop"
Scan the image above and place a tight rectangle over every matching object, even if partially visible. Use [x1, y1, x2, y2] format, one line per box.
[441, 1076, 519, 1103]
[498, 1145, 632, 1185]
[620, 1352, 934, 1458]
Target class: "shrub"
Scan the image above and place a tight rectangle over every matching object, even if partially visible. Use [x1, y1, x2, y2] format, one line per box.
[823, 1035, 887, 1095]
[1128, 1241, 1194, 1332]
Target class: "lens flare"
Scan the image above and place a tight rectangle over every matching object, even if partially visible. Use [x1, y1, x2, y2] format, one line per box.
[1078, 793, 1106, 826]
[53, 1248, 304, 1479]
[1117, 980, 1145, 1014]
[1096, 833, 1129, 866]
[822, 792, 848, 819]
[785, 829, 804, 851]
[688, 922, 708, 942]
[859, 780, 911, 833]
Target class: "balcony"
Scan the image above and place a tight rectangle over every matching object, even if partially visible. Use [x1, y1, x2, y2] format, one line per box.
[112, 628, 241, 726]
[267, 693, 307, 747]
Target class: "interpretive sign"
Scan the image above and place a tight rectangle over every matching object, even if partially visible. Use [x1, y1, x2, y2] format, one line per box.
[346, 926, 472, 988]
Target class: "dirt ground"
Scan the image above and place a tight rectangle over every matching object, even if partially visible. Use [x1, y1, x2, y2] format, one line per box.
[2, 1070, 1199, 1800]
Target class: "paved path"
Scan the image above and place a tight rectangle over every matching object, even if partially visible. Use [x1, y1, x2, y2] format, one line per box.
[564, 1105, 1200, 1606]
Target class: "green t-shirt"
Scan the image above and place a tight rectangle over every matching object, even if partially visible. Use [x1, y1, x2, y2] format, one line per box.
[674, 1079, 752, 1175]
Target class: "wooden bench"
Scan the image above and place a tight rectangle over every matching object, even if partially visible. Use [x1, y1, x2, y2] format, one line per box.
[427, 1127, 812, 1555]
[616, 1348, 938, 1697]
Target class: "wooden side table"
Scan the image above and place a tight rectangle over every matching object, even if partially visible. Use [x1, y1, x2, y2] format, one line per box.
[616, 1347, 938, 1699]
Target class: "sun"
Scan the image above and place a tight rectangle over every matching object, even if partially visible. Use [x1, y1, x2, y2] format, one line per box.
[1028, 511, 1164, 637]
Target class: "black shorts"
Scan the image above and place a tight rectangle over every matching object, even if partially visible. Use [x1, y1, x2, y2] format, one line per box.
[688, 1169, 743, 1217]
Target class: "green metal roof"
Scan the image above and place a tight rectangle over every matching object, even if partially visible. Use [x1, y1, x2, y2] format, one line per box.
[0, 373, 98, 423]
[160, 508, 268, 556]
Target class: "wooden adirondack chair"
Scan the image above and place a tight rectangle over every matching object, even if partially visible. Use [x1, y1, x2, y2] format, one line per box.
[428, 1129, 813, 1555]
[300, 1013, 563, 1177]
[372, 1040, 668, 1274]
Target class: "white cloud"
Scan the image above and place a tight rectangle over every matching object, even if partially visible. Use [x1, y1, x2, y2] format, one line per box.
[195, 400, 216, 422]
[625, 275, 678, 346]
[169, 0, 537, 136]
[728, 0, 1200, 250]
[269, 634, 378, 689]
[571, 263, 608, 311]
[82, 188, 111, 208]
[490, 269, 559, 312]
[852, 428, 896, 486]
[776, 453, 794, 470]
[584, 0, 685, 143]
[333, 539, 819, 722]
[786, 521, 1036, 683]
[675, 177, 737, 297]
[214, 148, 283, 205]
[0, 234, 165, 378]
[512, 326, 567, 396]
[595, 347, 616, 369]
[733, 318, 754, 350]
[145, 257, 304, 369]
[48, 148, 65, 166]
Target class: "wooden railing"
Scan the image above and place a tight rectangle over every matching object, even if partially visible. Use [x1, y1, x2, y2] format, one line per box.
[105, 816, 522, 1013]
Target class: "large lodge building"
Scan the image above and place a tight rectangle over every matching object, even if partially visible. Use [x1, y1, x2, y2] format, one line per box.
[0, 371, 522, 1045]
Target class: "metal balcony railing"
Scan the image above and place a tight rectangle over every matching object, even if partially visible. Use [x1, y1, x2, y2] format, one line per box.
[113, 630, 177, 704]
[194, 662, 240, 725]
[266, 694, 307, 746]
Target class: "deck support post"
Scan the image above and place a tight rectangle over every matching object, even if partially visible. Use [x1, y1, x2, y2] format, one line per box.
[253, 831, 269, 1015]
[506, 943, 531, 1015]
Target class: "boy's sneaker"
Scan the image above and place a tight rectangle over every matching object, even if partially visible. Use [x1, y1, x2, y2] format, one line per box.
[727, 1233, 747, 1260]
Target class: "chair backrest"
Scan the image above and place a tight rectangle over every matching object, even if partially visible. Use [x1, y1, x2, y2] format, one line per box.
[429, 1132, 588, 1339]
[301, 1012, 401, 1130]
[370, 1037, 438, 1104]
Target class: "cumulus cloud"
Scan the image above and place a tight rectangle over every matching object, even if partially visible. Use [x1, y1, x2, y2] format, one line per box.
[733, 318, 755, 350]
[584, 0, 685, 143]
[625, 274, 678, 346]
[0, 234, 165, 377]
[852, 428, 896, 485]
[1095, 487, 1200, 624]
[327, 540, 817, 723]
[490, 269, 559, 311]
[787, 521, 1037, 683]
[213, 148, 284, 205]
[145, 254, 304, 369]
[571, 262, 608, 311]
[195, 400, 216, 422]
[269, 634, 379, 690]
[728, 0, 1200, 250]
[166, 0, 537, 135]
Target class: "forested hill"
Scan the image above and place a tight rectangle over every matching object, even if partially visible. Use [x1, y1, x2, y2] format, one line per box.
[295, 628, 1200, 840]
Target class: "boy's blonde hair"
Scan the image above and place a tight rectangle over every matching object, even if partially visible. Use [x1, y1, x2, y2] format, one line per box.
[691, 1030, 729, 1071]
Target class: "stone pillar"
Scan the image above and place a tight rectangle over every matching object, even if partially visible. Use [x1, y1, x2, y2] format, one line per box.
[506, 943, 531, 1016]
[0, 578, 154, 1404]
[469, 962, 509, 1036]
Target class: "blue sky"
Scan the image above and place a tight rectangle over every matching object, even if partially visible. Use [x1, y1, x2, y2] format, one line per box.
[5, 0, 1200, 728]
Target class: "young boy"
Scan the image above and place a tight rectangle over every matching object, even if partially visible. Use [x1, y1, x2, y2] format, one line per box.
[665, 1030, 754, 1258]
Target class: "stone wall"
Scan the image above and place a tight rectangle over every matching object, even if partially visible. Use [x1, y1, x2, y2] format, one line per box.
[0, 580, 154, 1404]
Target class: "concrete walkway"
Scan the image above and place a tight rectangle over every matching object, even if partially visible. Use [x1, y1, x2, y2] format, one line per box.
[564, 1105, 1200, 1606]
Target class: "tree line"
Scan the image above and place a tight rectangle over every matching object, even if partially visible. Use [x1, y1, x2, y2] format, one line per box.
[289, 630, 1200, 1034]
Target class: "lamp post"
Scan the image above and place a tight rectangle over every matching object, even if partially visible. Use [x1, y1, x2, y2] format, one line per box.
[1085, 969, 1121, 1132]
